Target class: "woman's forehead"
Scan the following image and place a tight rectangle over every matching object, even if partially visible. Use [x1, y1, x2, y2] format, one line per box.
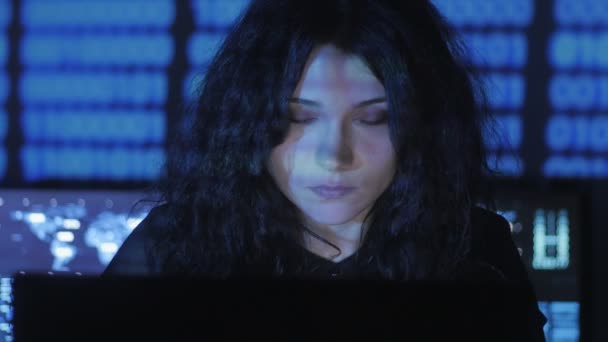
[292, 44, 385, 101]
[301, 44, 378, 83]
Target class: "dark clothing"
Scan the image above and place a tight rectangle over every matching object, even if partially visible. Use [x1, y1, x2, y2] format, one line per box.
[103, 204, 547, 340]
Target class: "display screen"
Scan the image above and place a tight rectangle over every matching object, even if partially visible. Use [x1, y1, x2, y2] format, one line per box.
[0, 0, 606, 185]
[494, 190, 582, 341]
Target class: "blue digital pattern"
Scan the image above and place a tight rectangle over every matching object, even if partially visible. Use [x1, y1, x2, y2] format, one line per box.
[538, 301, 580, 341]
[191, 0, 250, 28]
[433, 0, 532, 177]
[462, 32, 528, 68]
[554, 0, 608, 27]
[484, 114, 522, 150]
[0, 111, 6, 141]
[544, 0, 608, 178]
[1, 0, 8, 182]
[0, 147, 5, 180]
[20, 71, 168, 105]
[0, 36, 7, 66]
[185, 0, 250, 98]
[20, 145, 165, 181]
[19, 0, 174, 181]
[432, 0, 534, 28]
[0, 73, 6, 104]
[21, 110, 165, 144]
[21, 0, 174, 28]
[21, 34, 173, 66]
[0, 1, 10, 29]
[187, 31, 225, 67]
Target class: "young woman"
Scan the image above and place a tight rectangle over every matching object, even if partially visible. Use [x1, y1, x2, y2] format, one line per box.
[104, 0, 546, 338]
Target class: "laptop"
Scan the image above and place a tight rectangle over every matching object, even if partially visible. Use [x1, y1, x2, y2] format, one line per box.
[10, 273, 534, 340]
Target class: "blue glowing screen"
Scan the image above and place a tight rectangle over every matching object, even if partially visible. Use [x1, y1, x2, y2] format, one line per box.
[0, 0, 605, 185]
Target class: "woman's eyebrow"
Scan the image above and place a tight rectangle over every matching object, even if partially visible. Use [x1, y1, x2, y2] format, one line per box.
[288, 97, 387, 108]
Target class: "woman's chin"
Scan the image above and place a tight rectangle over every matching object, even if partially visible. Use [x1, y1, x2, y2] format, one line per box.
[300, 206, 363, 226]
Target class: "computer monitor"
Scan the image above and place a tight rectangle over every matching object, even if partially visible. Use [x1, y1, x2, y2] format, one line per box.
[9, 274, 537, 341]
[490, 181, 586, 341]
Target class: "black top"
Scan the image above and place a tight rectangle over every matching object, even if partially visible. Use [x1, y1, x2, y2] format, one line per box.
[103, 204, 547, 340]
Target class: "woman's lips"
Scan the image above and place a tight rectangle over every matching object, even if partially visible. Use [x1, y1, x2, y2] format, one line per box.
[309, 186, 356, 199]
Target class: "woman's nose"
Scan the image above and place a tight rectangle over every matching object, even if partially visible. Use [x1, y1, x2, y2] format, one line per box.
[315, 122, 354, 171]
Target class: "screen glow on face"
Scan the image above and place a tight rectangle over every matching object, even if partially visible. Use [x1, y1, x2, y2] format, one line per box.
[267, 44, 396, 228]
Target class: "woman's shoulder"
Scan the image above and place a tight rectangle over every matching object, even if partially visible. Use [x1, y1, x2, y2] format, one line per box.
[465, 206, 548, 339]
[470, 205, 511, 235]
[119, 203, 177, 245]
[466, 205, 529, 282]
[136, 203, 177, 234]
[469, 205, 514, 250]
[101, 203, 179, 276]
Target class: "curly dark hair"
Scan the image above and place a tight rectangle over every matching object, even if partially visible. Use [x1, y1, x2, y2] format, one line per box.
[151, 0, 504, 279]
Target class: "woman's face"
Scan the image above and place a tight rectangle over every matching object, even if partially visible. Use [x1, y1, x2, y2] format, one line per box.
[267, 44, 397, 226]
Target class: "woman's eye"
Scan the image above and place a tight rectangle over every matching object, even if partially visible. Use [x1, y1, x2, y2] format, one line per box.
[289, 112, 317, 124]
[290, 117, 316, 124]
[358, 112, 388, 125]
[288, 110, 388, 125]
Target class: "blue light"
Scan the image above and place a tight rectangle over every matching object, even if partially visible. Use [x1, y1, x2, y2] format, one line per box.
[588, 118, 608, 152]
[546, 115, 576, 152]
[191, 0, 212, 26]
[537, 301, 580, 341]
[431, 0, 455, 23]
[532, 209, 570, 270]
[109, 148, 132, 180]
[0, 111, 6, 140]
[61, 146, 92, 179]
[188, 32, 225, 66]
[20, 71, 168, 105]
[183, 68, 207, 100]
[487, 153, 524, 177]
[485, 73, 525, 109]
[21, 110, 166, 144]
[549, 32, 608, 69]
[555, 0, 608, 26]
[484, 114, 522, 150]
[143, 148, 166, 179]
[0, 147, 5, 179]
[545, 301, 580, 340]
[0, 1, 10, 29]
[554, 0, 583, 26]
[147, 111, 167, 143]
[514, 36, 528, 68]
[17, 0, 173, 183]
[545, 115, 608, 152]
[212, 0, 250, 28]
[21, 34, 174, 66]
[548, 31, 578, 69]
[20, 145, 165, 181]
[463, 32, 528, 68]
[549, 75, 608, 110]
[543, 155, 608, 178]
[22, 0, 174, 29]
[191, 0, 250, 28]
[508, 0, 535, 27]
[20, 145, 40, 180]
[0, 37, 6, 64]
[0, 74, 6, 103]
[432, 0, 533, 28]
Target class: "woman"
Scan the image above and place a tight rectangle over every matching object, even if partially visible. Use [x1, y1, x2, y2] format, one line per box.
[104, 0, 546, 338]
